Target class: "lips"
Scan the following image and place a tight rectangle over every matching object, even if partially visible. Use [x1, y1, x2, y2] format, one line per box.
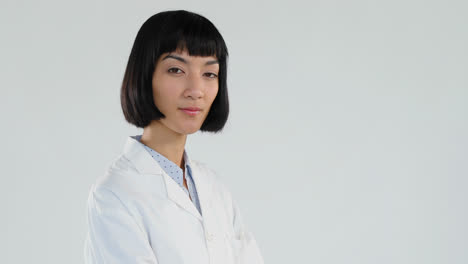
[180, 107, 201, 111]
[180, 107, 201, 116]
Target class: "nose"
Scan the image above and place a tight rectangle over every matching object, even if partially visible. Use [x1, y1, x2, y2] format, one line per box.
[184, 74, 204, 100]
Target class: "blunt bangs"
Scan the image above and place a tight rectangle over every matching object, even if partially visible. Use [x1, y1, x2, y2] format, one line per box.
[158, 13, 228, 62]
[120, 10, 229, 132]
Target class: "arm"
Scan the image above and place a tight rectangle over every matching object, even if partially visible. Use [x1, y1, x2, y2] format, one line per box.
[230, 196, 265, 264]
[84, 186, 158, 264]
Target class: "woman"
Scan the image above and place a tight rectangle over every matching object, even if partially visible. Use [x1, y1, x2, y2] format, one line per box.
[84, 10, 264, 264]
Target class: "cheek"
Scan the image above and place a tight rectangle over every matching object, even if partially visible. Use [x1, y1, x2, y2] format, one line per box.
[207, 85, 219, 102]
[153, 80, 180, 108]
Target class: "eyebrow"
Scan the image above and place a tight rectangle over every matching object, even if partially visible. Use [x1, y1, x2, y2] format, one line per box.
[162, 54, 219, 66]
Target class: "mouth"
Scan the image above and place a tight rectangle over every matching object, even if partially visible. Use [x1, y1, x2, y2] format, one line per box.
[180, 107, 201, 116]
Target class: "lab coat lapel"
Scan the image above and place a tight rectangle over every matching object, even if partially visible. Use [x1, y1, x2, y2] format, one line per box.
[188, 159, 228, 262]
[187, 158, 215, 227]
[123, 136, 203, 221]
[163, 172, 203, 221]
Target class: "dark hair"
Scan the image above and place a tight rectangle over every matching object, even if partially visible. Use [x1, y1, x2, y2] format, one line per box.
[120, 10, 229, 132]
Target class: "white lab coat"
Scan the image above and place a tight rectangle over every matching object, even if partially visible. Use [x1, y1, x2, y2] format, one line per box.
[84, 136, 264, 264]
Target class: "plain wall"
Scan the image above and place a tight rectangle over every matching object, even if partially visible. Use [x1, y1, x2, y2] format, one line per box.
[1, 0, 467, 263]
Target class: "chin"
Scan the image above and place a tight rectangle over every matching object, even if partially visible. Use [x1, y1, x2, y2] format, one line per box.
[178, 125, 202, 135]
[185, 130, 199, 135]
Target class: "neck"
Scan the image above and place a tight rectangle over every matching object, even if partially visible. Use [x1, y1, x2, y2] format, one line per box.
[140, 120, 187, 169]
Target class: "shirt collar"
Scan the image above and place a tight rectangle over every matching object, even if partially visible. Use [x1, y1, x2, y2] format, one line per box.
[131, 134, 192, 176]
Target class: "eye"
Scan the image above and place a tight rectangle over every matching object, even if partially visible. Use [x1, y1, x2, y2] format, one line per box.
[204, 72, 218, 78]
[168, 67, 184, 74]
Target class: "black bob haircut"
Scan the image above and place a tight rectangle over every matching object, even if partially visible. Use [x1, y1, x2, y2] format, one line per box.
[121, 10, 229, 132]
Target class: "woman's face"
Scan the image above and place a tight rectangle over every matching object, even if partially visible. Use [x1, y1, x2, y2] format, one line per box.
[152, 48, 219, 135]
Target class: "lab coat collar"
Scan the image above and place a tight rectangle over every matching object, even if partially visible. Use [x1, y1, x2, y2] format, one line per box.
[122, 135, 205, 221]
[123, 135, 163, 175]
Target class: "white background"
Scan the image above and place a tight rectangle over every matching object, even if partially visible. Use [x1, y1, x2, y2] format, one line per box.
[1, 0, 467, 263]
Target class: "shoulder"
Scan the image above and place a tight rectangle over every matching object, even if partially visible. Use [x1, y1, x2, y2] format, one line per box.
[190, 159, 234, 202]
[190, 159, 216, 179]
[89, 154, 150, 206]
[190, 159, 224, 186]
[94, 154, 138, 190]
